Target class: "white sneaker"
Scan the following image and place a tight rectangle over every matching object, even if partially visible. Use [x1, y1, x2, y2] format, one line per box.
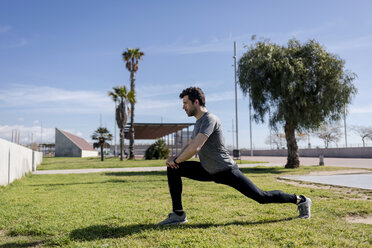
[157, 212, 188, 226]
[297, 195, 311, 219]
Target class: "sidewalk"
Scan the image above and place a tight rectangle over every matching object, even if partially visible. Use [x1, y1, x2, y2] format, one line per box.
[33, 163, 269, 175]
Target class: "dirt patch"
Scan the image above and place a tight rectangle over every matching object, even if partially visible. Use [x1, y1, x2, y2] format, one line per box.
[346, 214, 372, 224]
[277, 178, 372, 201]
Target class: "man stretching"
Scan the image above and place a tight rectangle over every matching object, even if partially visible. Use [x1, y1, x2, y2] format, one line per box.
[158, 87, 311, 225]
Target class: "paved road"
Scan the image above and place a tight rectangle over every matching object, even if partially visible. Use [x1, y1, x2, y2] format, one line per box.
[241, 156, 372, 169]
[281, 173, 372, 190]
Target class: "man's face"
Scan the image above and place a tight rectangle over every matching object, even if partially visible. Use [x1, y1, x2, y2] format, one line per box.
[182, 95, 197, 117]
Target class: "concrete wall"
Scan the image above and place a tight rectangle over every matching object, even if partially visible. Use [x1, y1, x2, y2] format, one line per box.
[55, 129, 81, 157]
[81, 150, 98, 157]
[239, 147, 372, 158]
[0, 138, 43, 186]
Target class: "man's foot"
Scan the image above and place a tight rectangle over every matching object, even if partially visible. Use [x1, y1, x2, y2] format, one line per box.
[297, 195, 311, 219]
[157, 212, 188, 226]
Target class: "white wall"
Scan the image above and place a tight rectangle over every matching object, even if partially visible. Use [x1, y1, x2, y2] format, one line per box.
[81, 150, 98, 157]
[0, 138, 43, 186]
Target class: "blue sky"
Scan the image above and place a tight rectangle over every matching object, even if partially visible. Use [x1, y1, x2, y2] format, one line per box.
[1, 0, 372, 149]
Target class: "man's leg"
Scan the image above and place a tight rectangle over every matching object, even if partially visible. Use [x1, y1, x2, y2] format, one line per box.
[213, 167, 297, 204]
[167, 161, 214, 211]
[158, 161, 214, 225]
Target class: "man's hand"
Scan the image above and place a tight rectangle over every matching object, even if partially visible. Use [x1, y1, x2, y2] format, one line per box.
[166, 155, 179, 169]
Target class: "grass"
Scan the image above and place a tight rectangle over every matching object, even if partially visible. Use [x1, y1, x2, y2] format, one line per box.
[0, 164, 371, 247]
[37, 157, 265, 170]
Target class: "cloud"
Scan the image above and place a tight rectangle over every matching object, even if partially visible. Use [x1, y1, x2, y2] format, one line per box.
[9, 39, 28, 48]
[0, 124, 54, 144]
[350, 104, 372, 114]
[328, 35, 372, 52]
[146, 35, 238, 55]
[288, 20, 343, 38]
[0, 84, 113, 114]
[0, 124, 89, 144]
[0, 25, 12, 33]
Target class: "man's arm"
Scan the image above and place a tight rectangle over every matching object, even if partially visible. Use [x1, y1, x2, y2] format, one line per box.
[167, 133, 208, 168]
[166, 138, 192, 167]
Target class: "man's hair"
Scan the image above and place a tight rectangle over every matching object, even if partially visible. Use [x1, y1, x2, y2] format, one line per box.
[179, 87, 206, 106]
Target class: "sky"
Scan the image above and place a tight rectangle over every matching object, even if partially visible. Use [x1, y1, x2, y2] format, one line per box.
[1, 0, 372, 149]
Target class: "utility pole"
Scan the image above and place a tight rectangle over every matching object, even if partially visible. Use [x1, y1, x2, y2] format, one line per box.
[114, 101, 117, 157]
[249, 98, 253, 156]
[233, 41, 239, 151]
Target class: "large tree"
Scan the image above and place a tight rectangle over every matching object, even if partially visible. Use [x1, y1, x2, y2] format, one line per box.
[314, 123, 342, 148]
[351, 125, 372, 147]
[238, 38, 357, 168]
[108, 85, 135, 161]
[92, 127, 112, 161]
[122, 48, 145, 159]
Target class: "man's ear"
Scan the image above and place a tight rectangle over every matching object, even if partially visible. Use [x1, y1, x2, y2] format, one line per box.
[194, 99, 199, 106]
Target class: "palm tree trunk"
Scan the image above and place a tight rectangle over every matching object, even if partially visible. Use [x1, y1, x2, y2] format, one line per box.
[100, 145, 104, 161]
[129, 70, 136, 159]
[119, 130, 124, 161]
[284, 123, 300, 168]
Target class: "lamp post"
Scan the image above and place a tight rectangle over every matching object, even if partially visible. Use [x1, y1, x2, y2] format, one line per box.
[233, 41, 239, 151]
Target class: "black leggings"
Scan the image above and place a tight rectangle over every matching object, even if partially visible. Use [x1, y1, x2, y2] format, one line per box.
[167, 161, 297, 211]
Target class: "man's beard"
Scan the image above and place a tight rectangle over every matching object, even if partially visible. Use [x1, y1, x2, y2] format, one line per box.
[186, 107, 197, 117]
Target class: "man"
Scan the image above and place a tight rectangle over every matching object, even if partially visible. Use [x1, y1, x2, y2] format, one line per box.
[158, 87, 311, 225]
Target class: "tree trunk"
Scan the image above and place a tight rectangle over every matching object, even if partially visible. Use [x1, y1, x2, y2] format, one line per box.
[100, 144, 104, 161]
[284, 123, 300, 168]
[129, 70, 136, 159]
[119, 130, 124, 161]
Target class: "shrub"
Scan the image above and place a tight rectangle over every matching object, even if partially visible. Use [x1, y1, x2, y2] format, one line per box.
[145, 139, 170, 160]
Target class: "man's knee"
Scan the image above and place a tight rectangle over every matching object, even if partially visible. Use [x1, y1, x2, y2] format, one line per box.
[167, 167, 180, 177]
[253, 192, 270, 204]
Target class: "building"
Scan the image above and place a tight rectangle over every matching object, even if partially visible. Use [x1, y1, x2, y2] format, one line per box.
[55, 128, 98, 157]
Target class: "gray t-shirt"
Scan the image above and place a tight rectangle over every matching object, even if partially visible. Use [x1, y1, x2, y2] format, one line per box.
[192, 112, 236, 174]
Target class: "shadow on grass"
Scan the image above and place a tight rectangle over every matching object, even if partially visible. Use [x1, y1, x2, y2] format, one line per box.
[70, 217, 295, 241]
[28, 179, 128, 187]
[105, 171, 167, 177]
[240, 167, 290, 175]
[104, 168, 292, 178]
[0, 241, 44, 248]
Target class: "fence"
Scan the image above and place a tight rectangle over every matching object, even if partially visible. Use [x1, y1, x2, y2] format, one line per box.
[239, 146, 372, 158]
[0, 138, 43, 186]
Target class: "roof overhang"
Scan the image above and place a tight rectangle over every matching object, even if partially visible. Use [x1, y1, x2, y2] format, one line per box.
[124, 123, 194, 139]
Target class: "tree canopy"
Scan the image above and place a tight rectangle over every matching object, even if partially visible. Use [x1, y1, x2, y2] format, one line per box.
[108, 85, 135, 161]
[92, 127, 112, 161]
[238, 38, 357, 167]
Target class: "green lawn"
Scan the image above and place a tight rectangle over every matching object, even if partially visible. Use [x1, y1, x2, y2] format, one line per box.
[0, 164, 371, 247]
[37, 157, 265, 170]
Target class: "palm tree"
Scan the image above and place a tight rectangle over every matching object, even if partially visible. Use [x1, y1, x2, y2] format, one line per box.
[92, 127, 112, 161]
[122, 48, 145, 159]
[108, 85, 135, 161]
